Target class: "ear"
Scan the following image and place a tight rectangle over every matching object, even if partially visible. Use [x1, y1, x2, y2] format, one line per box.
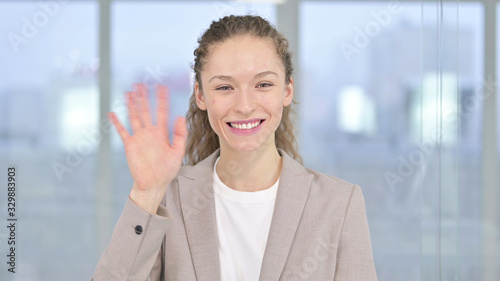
[283, 77, 294, 107]
[195, 82, 207, 111]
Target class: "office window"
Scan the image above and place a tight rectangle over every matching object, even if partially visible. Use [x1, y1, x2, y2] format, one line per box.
[299, 1, 483, 280]
[0, 1, 98, 279]
[497, 3, 500, 172]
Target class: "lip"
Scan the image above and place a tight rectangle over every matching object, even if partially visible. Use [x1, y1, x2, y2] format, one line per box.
[226, 119, 265, 136]
[227, 118, 263, 124]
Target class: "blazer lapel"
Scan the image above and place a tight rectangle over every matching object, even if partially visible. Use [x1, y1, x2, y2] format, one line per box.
[179, 149, 221, 281]
[259, 149, 314, 281]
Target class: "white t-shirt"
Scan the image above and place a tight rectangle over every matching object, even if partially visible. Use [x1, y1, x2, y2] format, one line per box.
[213, 157, 279, 281]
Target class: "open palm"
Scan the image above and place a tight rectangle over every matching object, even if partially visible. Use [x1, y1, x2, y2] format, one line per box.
[109, 84, 188, 212]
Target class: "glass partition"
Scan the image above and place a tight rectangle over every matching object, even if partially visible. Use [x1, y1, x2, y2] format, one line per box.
[299, 1, 488, 280]
[0, 1, 99, 279]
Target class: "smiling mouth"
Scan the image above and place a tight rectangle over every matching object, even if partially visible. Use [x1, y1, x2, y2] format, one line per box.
[227, 119, 265, 130]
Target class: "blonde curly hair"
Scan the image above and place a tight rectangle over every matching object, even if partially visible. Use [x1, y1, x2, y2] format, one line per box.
[185, 15, 302, 165]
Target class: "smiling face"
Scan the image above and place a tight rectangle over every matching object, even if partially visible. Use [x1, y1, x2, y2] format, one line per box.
[195, 34, 293, 154]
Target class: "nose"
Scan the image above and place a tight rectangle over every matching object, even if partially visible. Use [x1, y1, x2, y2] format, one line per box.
[233, 88, 256, 115]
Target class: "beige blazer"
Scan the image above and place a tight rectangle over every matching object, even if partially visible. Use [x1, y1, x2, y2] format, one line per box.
[92, 148, 377, 281]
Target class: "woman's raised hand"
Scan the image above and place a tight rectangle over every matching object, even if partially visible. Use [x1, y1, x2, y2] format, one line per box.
[109, 84, 188, 214]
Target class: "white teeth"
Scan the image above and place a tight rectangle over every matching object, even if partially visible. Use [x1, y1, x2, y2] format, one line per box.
[230, 121, 261, 130]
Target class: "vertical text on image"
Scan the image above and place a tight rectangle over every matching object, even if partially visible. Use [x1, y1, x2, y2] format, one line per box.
[6, 166, 18, 274]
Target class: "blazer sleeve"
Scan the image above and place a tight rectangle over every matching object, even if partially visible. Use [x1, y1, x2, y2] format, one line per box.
[334, 185, 378, 281]
[91, 197, 171, 281]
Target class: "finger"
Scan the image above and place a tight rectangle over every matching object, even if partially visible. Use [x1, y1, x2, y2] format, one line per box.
[156, 84, 169, 131]
[127, 91, 142, 132]
[171, 116, 188, 156]
[126, 92, 142, 132]
[108, 112, 130, 142]
[135, 83, 152, 126]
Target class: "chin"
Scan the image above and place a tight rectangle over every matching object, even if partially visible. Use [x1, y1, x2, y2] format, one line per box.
[232, 142, 261, 153]
[224, 137, 267, 153]
[220, 130, 275, 154]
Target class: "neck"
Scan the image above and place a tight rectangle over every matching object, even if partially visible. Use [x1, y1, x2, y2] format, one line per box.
[216, 145, 282, 192]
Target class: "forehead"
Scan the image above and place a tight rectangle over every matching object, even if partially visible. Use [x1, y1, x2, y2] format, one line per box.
[203, 34, 284, 79]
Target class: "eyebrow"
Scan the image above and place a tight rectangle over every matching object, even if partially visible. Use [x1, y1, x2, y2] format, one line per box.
[208, 71, 278, 83]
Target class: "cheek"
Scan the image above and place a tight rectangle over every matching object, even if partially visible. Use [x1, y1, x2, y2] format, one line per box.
[275, 102, 283, 114]
[206, 99, 225, 134]
[206, 110, 223, 138]
[270, 104, 284, 128]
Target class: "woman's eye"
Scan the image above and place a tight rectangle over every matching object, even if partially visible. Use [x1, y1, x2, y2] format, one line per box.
[216, 86, 232, 91]
[258, 83, 273, 88]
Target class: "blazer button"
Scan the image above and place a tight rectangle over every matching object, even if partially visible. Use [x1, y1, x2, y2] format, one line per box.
[134, 225, 143, 235]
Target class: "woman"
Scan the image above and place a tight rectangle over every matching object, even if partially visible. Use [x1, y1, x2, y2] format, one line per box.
[92, 15, 377, 281]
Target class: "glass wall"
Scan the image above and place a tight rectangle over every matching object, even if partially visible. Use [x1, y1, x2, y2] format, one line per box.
[0, 1, 99, 280]
[0, 1, 498, 280]
[299, 1, 486, 280]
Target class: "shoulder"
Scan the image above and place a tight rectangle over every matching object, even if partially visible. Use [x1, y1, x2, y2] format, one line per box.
[302, 166, 359, 202]
[304, 166, 355, 189]
[279, 148, 359, 200]
[295, 166, 368, 227]
[177, 149, 221, 179]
